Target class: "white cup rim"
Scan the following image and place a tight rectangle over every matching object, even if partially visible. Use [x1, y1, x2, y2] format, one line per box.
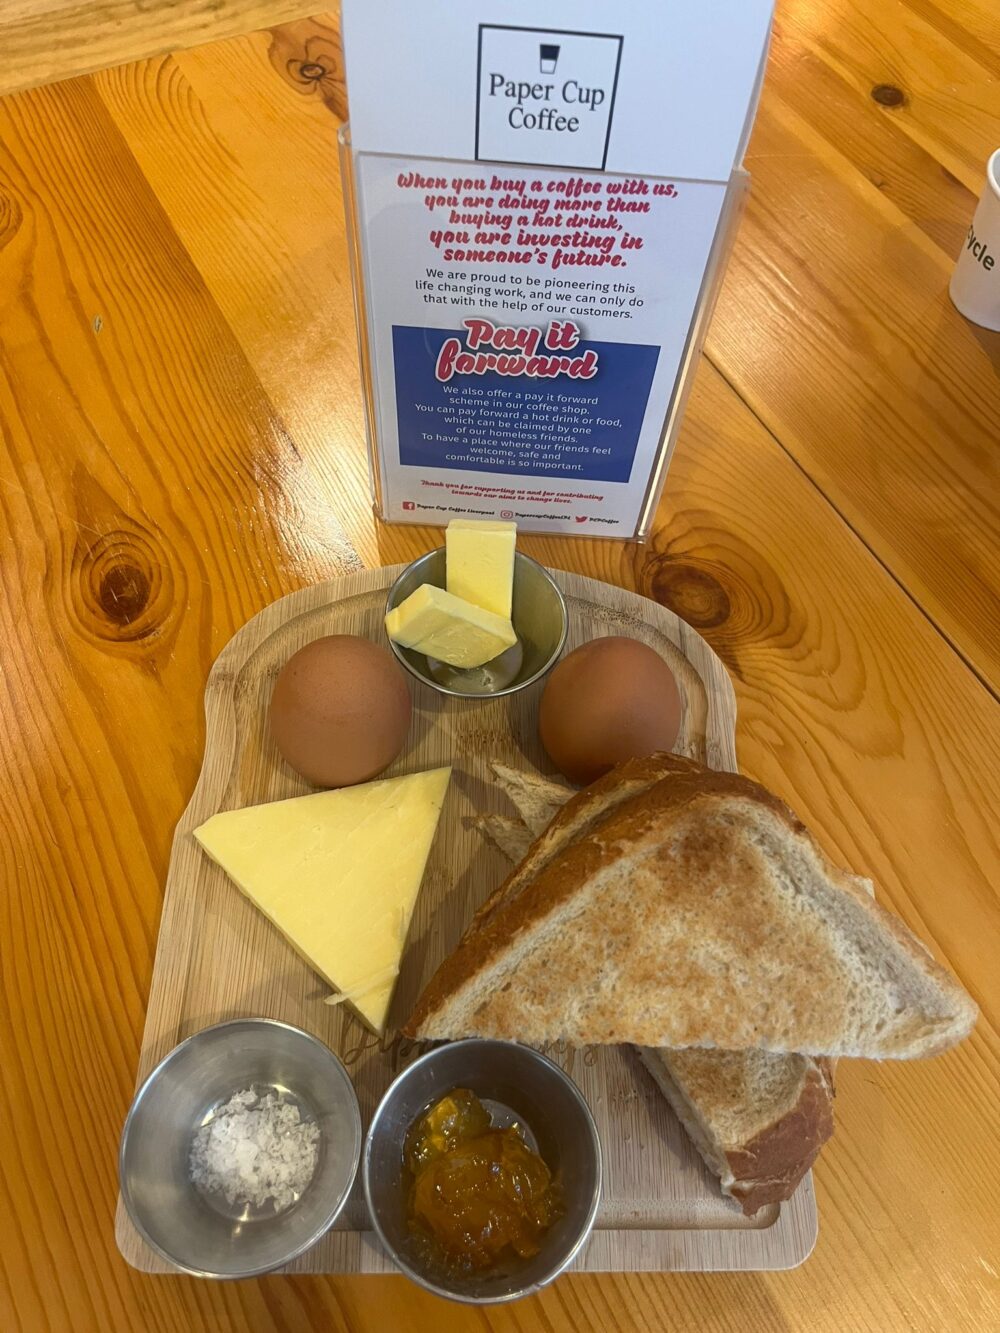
[987, 147, 1000, 199]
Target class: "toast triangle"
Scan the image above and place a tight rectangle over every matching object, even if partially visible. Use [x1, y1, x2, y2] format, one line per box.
[474, 758, 838, 1213]
[407, 758, 976, 1058]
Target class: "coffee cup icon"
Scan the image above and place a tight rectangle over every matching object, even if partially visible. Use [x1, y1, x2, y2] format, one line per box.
[539, 44, 560, 74]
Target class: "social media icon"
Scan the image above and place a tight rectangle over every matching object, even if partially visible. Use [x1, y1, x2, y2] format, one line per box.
[575, 515, 589, 523]
[402, 501, 415, 511]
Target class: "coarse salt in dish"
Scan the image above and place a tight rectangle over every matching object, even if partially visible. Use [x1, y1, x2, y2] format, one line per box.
[189, 1088, 320, 1212]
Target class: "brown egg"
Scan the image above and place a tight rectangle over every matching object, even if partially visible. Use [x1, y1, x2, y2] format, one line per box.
[539, 636, 682, 785]
[269, 635, 412, 787]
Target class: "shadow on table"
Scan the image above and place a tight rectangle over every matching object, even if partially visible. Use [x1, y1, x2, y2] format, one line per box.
[965, 319, 1000, 375]
[924, 273, 1000, 379]
[374, 515, 442, 568]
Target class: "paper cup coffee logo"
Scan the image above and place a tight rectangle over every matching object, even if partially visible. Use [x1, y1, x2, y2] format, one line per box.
[949, 148, 1000, 332]
[476, 26, 623, 170]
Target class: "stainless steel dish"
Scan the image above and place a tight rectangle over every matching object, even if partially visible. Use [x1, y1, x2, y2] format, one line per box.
[363, 1038, 601, 1303]
[119, 1018, 361, 1279]
[385, 548, 567, 698]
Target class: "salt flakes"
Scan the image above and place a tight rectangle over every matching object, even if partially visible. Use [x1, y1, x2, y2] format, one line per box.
[189, 1088, 320, 1212]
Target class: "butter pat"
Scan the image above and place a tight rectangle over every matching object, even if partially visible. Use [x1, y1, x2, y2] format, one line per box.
[446, 519, 517, 618]
[193, 767, 450, 1032]
[385, 584, 517, 668]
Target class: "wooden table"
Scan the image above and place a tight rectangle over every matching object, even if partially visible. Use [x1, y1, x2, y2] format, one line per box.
[1, 4, 997, 1330]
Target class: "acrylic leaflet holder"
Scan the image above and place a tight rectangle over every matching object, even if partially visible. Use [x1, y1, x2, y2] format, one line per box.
[340, 128, 750, 542]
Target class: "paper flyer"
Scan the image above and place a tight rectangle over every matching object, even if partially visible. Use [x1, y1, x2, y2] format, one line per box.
[341, 1, 773, 537]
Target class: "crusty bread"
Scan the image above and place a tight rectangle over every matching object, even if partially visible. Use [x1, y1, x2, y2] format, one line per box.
[474, 812, 534, 863]
[471, 766, 572, 866]
[639, 1048, 834, 1215]
[476, 773, 835, 1214]
[475, 755, 690, 930]
[406, 756, 977, 1058]
[488, 764, 571, 836]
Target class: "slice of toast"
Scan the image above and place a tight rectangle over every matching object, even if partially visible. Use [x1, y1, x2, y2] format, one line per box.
[475, 773, 834, 1215]
[638, 1047, 835, 1214]
[407, 756, 976, 1058]
[474, 755, 688, 930]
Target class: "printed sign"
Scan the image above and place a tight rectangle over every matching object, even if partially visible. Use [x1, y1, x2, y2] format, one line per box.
[341, 0, 773, 536]
[353, 153, 727, 531]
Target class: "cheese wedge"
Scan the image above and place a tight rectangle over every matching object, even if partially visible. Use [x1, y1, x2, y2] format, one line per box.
[193, 767, 451, 1032]
[446, 519, 517, 618]
[385, 583, 516, 668]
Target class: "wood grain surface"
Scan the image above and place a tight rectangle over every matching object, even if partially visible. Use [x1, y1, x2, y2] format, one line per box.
[0, 2, 997, 1331]
[0, 1, 322, 99]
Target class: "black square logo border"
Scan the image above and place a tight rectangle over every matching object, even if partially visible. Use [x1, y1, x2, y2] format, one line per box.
[474, 24, 624, 172]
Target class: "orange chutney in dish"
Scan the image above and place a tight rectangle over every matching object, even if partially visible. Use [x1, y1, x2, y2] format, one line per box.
[404, 1088, 562, 1273]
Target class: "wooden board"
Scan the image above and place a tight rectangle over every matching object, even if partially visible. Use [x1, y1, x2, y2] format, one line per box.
[114, 564, 817, 1275]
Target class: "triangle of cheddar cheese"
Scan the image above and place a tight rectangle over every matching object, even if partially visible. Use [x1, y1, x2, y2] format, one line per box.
[194, 767, 451, 1032]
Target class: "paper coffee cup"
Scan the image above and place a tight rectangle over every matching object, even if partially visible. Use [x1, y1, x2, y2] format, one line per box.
[949, 148, 1000, 331]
